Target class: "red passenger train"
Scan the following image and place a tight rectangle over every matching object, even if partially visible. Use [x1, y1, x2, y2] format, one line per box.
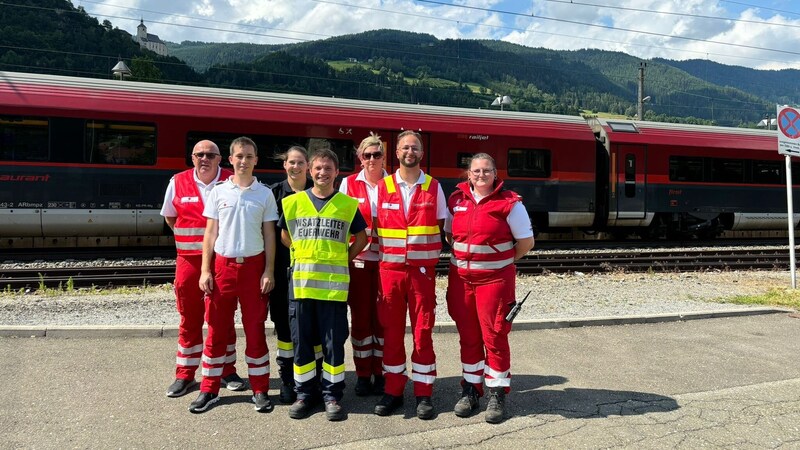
[0, 71, 795, 248]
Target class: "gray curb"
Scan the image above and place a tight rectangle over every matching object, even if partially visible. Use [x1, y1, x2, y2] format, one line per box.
[0, 307, 790, 338]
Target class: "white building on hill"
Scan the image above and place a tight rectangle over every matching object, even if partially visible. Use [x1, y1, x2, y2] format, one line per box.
[134, 20, 167, 56]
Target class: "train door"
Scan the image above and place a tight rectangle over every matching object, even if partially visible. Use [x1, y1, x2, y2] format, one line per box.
[380, 130, 431, 174]
[612, 144, 647, 218]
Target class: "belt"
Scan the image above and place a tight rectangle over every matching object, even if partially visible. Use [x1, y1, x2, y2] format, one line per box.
[216, 252, 264, 264]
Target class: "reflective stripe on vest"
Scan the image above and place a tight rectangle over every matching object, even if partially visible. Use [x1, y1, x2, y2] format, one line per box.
[345, 173, 379, 261]
[448, 180, 519, 273]
[283, 192, 358, 302]
[376, 174, 442, 267]
[172, 168, 232, 255]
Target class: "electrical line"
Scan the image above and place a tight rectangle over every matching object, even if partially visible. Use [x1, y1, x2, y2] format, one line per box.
[415, 0, 800, 57]
[0, 1, 781, 118]
[719, 0, 800, 18]
[542, 0, 800, 29]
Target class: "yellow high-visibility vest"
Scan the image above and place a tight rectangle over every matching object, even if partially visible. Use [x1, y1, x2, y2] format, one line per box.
[283, 191, 358, 301]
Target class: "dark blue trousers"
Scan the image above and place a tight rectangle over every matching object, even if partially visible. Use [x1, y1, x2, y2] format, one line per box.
[289, 298, 349, 402]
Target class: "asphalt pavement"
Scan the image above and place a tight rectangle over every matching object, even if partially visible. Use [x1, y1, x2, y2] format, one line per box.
[2, 312, 800, 449]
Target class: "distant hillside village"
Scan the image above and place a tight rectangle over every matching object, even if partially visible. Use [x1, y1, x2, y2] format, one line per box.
[134, 20, 167, 56]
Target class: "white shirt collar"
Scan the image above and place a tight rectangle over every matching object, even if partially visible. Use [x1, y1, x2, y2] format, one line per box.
[394, 169, 426, 187]
[226, 176, 262, 191]
[357, 169, 388, 183]
[193, 167, 222, 187]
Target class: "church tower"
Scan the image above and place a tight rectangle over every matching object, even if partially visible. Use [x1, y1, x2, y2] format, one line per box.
[137, 19, 147, 41]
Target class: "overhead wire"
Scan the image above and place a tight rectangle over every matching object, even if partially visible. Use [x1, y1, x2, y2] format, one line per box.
[0, 1, 786, 117]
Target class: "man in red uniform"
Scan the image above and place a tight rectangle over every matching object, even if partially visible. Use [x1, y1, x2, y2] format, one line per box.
[373, 130, 448, 420]
[160, 140, 244, 398]
[189, 137, 278, 413]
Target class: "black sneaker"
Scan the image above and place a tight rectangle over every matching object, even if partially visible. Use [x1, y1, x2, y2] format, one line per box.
[374, 394, 403, 416]
[354, 377, 372, 396]
[325, 400, 345, 421]
[372, 375, 385, 395]
[252, 391, 273, 413]
[188, 392, 219, 414]
[221, 373, 246, 392]
[279, 384, 297, 404]
[289, 398, 314, 420]
[485, 387, 506, 424]
[416, 396, 434, 420]
[454, 384, 479, 418]
[166, 378, 195, 398]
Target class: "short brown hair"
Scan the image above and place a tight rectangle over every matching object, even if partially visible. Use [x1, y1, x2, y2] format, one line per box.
[309, 148, 339, 170]
[230, 136, 258, 155]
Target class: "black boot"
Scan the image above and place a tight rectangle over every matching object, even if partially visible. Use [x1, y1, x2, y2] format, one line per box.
[485, 387, 506, 424]
[454, 383, 479, 417]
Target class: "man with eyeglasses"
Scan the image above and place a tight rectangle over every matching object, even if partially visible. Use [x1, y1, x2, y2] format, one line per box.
[160, 140, 245, 398]
[373, 130, 448, 420]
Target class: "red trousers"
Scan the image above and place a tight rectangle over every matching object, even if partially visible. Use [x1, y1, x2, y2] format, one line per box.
[348, 260, 383, 378]
[378, 266, 437, 397]
[446, 264, 515, 395]
[173, 254, 236, 381]
[200, 253, 270, 394]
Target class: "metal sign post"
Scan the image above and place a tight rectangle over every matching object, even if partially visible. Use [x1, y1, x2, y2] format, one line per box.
[786, 155, 797, 289]
[777, 105, 800, 288]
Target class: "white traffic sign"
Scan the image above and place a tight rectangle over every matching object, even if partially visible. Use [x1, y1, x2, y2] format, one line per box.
[778, 105, 800, 156]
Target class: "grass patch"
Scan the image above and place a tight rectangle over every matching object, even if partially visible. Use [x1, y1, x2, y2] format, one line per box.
[724, 288, 800, 310]
[0, 283, 172, 298]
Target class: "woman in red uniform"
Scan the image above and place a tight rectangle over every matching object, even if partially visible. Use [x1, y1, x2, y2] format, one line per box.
[339, 133, 388, 396]
[445, 153, 535, 424]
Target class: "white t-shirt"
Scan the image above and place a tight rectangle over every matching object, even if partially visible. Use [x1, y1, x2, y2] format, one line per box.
[391, 170, 448, 220]
[160, 168, 224, 217]
[203, 177, 279, 258]
[444, 190, 534, 239]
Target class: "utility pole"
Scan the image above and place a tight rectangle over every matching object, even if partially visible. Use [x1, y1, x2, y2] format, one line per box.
[637, 62, 646, 120]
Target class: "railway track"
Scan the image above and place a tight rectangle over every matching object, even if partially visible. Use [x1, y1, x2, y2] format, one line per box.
[1, 247, 793, 291]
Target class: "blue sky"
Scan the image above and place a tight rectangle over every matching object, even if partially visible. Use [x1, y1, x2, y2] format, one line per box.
[83, 0, 800, 70]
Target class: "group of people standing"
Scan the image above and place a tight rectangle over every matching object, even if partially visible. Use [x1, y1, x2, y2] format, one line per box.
[160, 130, 534, 424]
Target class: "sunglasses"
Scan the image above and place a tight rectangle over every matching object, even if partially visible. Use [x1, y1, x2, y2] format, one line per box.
[193, 152, 220, 159]
[362, 151, 383, 160]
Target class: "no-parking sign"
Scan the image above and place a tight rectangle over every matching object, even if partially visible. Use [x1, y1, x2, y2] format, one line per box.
[778, 105, 800, 156]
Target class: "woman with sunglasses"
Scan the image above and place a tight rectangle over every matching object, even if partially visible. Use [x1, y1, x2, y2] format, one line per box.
[445, 153, 535, 424]
[269, 145, 314, 404]
[338, 132, 388, 397]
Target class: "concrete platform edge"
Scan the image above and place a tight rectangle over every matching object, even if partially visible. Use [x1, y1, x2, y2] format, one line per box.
[0, 307, 790, 338]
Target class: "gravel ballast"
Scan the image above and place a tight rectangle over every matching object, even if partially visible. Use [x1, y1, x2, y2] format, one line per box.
[0, 270, 793, 327]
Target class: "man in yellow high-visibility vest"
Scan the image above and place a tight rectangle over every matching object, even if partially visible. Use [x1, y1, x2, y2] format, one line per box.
[279, 148, 368, 421]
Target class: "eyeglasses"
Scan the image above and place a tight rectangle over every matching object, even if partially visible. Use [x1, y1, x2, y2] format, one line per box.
[193, 152, 220, 159]
[362, 151, 383, 160]
[470, 169, 495, 176]
[399, 145, 421, 152]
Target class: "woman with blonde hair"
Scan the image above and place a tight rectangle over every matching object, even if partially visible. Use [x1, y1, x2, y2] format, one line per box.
[339, 132, 388, 396]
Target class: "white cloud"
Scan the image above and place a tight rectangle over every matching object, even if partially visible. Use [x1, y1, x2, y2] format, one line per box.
[88, 0, 800, 69]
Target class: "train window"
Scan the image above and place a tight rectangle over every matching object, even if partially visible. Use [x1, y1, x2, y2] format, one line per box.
[0, 116, 49, 161]
[710, 159, 744, 183]
[456, 152, 475, 169]
[507, 149, 550, 178]
[669, 157, 704, 182]
[751, 161, 783, 185]
[607, 122, 639, 133]
[84, 121, 156, 165]
[624, 154, 636, 198]
[186, 132, 355, 172]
